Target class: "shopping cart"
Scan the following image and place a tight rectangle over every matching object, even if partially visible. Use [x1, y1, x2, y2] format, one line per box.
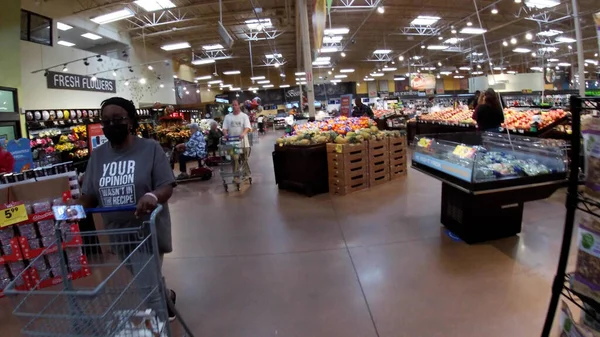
[218, 136, 252, 192]
[4, 205, 195, 337]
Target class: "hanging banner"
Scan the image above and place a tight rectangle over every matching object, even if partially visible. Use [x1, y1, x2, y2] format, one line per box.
[6, 138, 34, 172]
[595, 12, 600, 56]
[312, 0, 327, 51]
[340, 94, 352, 117]
[88, 123, 107, 152]
[410, 74, 436, 90]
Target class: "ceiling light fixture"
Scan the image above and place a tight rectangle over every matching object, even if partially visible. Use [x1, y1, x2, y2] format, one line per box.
[280, 85, 290, 88]
[161, 42, 191, 51]
[503, 41, 508, 46]
[160, 83, 164, 88]
[444, 37, 463, 44]
[334, 74, 348, 78]
[295, 72, 305, 76]
[341, 52, 346, 57]
[513, 48, 531, 53]
[510, 37, 517, 44]
[364, 78, 375, 81]
[57, 40, 75, 47]
[223, 70, 241, 75]
[466, 21, 473, 26]
[371, 72, 384, 77]
[410, 16, 441, 26]
[56, 22, 73, 31]
[427, 45, 449, 50]
[320, 47, 339, 53]
[191, 58, 216, 65]
[257, 80, 270, 84]
[530, 66, 543, 71]
[555, 36, 576, 43]
[340, 69, 355, 73]
[451, 29, 457, 34]
[382, 67, 397, 71]
[394, 77, 406, 81]
[460, 27, 487, 34]
[262, 84, 274, 88]
[557, 62, 571, 67]
[548, 58, 559, 62]
[62, 64, 68, 72]
[323, 35, 343, 43]
[265, 53, 283, 58]
[208, 80, 223, 84]
[524, 0, 559, 9]
[525, 33, 533, 40]
[139, 78, 146, 84]
[324, 27, 349, 35]
[398, 55, 404, 61]
[377, 6, 384, 13]
[537, 29, 563, 37]
[373, 49, 392, 54]
[202, 44, 224, 50]
[195, 75, 212, 80]
[91, 8, 134, 24]
[81, 33, 102, 40]
[250, 76, 266, 80]
[147, 65, 153, 70]
[91, 75, 97, 81]
[124, 81, 130, 86]
[245, 18, 272, 30]
[491, 8, 498, 14]
[134, 0, 176, 11]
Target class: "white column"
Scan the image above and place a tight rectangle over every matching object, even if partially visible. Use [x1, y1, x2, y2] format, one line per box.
[298, 0, 316, 118]
[572, 0, 586, 96]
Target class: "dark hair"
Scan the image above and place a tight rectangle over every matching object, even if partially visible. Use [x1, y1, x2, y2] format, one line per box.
[483, 88, 501, 111]
[100, 97, 139, 132]
[474, 90, 481, 96]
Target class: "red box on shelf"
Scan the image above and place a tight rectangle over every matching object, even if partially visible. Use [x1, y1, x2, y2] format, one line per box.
[0, 237, 23, 264]
[19, 223, 83, 260]
[11, 211, 55, 227]
[29, 255, 92, 290]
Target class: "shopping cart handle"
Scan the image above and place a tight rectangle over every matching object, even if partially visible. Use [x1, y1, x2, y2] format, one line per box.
[85, 206, 137, 213]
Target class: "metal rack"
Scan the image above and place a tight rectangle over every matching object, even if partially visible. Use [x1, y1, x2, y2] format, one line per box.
[540, 96, 600, 336]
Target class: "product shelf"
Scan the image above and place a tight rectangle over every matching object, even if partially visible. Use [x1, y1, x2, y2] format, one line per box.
[0, 238, 24, 264]
[18, 223, 83, 260]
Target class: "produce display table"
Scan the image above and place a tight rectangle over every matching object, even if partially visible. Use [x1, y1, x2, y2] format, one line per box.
[272, 144, 329, 197]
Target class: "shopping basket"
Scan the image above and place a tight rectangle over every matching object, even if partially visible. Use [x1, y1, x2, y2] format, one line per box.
[4, 205, 195, 337]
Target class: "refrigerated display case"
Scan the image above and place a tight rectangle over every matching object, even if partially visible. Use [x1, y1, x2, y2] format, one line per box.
[411, 131, 568, 243]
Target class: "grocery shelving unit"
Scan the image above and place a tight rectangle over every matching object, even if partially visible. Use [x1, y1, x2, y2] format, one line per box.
[540, 96, 600, 337]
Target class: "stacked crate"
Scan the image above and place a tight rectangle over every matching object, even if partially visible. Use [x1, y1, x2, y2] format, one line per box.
[327, 143, 369, 196]
[388, 136, 408, 180]
[367, 139, 390, 187]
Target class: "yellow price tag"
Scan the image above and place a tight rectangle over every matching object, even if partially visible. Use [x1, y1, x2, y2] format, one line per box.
[417, 138, 432, 148]
[0, 203, 29, 228]
[452, 145, 475, 159]
[335, 144, 343, 153]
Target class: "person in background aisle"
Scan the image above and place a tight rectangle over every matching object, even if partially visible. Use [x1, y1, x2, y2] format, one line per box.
[206, 121, 223, 157]
[472, 88, 504, 132]
[352, 97, 374, 119]
[79, 97, 177, 323]
[175, 123, 207, 179]
[257, 114, 265, 134]
[468, 90, 481, 109]
[223, 99, 252, 180]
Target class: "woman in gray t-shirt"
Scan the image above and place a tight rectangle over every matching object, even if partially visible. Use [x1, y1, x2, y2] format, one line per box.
[80, 97, 177, 322]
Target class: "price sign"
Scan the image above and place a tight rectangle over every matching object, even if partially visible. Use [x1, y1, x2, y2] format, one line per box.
[417, 138, 432, 148]
[452, 145, 476, 159]
[0, 203, 28, 228]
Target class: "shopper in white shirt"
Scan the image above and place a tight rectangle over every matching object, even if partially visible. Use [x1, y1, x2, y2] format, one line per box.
[223, 99, 252, 179]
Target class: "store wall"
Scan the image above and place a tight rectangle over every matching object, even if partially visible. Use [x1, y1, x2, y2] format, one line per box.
[0, 0, 24, 135]
[20, 41, 176, 110]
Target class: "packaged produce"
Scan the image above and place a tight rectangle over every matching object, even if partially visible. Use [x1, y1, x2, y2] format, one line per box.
[0, 227, 15, 246]
[560, 301, 594, 336]
[18, 223, 38, 239]
[583, 117, 600, 199]
[37, 220, 55, 237]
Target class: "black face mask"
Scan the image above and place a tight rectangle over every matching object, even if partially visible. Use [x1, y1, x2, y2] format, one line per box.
[103, 124, 129, 145]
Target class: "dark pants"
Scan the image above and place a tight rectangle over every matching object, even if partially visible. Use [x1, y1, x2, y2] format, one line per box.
[179, 154, 199, 173]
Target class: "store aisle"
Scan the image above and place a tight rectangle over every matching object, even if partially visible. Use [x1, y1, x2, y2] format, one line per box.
[0, 132, 570, 337]
[161, 132, 571, 337]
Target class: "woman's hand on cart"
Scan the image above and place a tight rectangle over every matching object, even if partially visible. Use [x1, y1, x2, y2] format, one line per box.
[136, 193, 159, 217]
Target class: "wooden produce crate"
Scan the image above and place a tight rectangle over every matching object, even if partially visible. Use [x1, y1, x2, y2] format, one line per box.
[367, 139, 390, 187]
[327, 143, 369, 196]
[388, 136, 408, 180]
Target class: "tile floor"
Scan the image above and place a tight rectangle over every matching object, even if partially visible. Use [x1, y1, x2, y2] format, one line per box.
[0, 132, 576, 336]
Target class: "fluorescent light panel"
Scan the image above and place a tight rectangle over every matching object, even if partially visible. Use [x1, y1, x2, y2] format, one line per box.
[537, 29, 563, 37]
[539, 47, 558, 52]
[320, 47, 338, 53]
[334, 74, 348, 78]
[257, 80, 270, 84]
[56, 22, 72, 31]
[530, 67, 543, 71]
[323, 35, 343, 43]
[265, 53, 282, 58]
[444, 37, 463, 44]
[548, 58, 559, 62]
[81, 33, 102, 40]
[195, 76, 212, 81]
[202, 44, 223, 50]
[427, 45, 448, 50]
[330, 79, 341, 83]
[460, 27, 487, 35]
[394, 77, 406, 80]
[295, 72, 305, 76]
[91, 8, 134, 24]
[223, 70, 241, 75]
[364, 78, 375, 81]
[134, 0, 176, 11]
[513, 48, 531, 53]
[382, 67, 397, 71]
[191, 59, 215, 65]
[410, 15, 441, 26]
[245, 18, 272, 30]
[280, 85, 290, 88]
[208, 80, 223, 84]
[555, 36, 576, 43]
[524, 0, 560, 8]
[373, 49, 392, 54]
[316, 56, 331, 62]
[557, 62, 571, 66]
[340, 69, 355, 73]
[324, 27, 349, 35]
[262, 84, 274, 88]
[585, 60, 599, 66]
[459, 66, 471, 70]
[57, 40, 75, 47]
[250, 76, 265, 80]
[371, 72, 384, 77]
[161, 42, 191, 51]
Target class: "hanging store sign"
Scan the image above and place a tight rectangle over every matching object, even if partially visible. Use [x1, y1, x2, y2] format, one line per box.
[46, 71, 116, 93]
[340, 94, 352, 117]
[410, 74, 436, 90]
[312, 0, 327, 51]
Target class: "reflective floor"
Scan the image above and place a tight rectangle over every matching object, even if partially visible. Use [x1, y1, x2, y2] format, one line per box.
[0, 131, 575, 336]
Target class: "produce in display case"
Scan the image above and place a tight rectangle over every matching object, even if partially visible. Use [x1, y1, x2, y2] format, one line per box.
[418, 107, 475, 126]
[501, 108, 567, 132]
[412, 132, 567, 190]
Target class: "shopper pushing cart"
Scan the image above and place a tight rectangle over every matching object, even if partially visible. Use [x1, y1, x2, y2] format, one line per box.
[222, 99, 253, 190]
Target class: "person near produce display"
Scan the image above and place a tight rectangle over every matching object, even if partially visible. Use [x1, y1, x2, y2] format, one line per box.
[472, 88, 504, 132]
[468, 90, 481, 109]
[206, 121, 223, 156]
[257, 115, 265, 134]
[175, 123, 207, 179]
[352, 97, 374, 119]
[79, 97, 178, 322]
[223, 99, 252, 180]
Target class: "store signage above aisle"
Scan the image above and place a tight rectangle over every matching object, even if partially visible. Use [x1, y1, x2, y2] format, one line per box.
[46, 71, 116, 93]
[410, 74, 436, 90]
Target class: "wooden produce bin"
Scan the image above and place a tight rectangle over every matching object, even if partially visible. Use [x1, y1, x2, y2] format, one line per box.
[273, 143, 329, 197]
[388, 136, 408, 180]
[327, 143, 368, 196]
[367, 139, 390, 187]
